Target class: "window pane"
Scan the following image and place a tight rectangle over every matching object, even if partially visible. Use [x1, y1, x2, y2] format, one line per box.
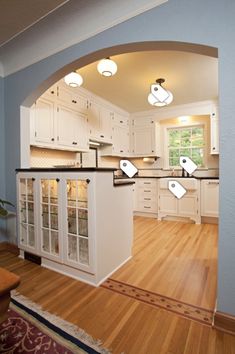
[192, 127, 203, 138]
[169, 149, 180, 158]
[181, 129, 191, 138]
[169, 130, 180, 147]
[181, 138, 191, 147]
[169, 158, 179, 167]
[192, 138, 204, 147]
[192, 148, 204, 166]
[180, 148, 191, 157]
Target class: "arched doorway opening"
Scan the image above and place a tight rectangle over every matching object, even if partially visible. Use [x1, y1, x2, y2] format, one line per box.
[20, 40, 219, 318]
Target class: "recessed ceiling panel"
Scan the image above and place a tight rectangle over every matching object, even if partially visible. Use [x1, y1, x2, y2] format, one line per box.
[79, 51, 218, 113]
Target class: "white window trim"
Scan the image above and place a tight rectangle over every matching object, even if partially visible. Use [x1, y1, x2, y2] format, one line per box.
[163, 122, 208, 170]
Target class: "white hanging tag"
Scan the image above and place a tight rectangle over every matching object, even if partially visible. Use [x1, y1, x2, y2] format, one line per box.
[179, 156, 197, 175]
[168, 180, 186, 199]
[151, 83, 169, 102]
[120, 160, 138, 178]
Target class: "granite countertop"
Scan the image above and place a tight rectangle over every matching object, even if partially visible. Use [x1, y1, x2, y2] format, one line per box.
[16, 167, 117, 172]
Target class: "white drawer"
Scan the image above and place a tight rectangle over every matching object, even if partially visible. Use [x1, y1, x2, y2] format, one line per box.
[138, 190, 157, 201]
[138, 200, 157, 212]
[137, 179, 157, 188]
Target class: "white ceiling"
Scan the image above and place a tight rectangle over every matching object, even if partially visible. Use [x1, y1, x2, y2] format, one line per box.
[0, 0, 69, 47]
[79, 50, 218, 113]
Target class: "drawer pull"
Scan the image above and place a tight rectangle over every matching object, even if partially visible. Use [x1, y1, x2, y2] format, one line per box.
[144, 190, 151, 192]
[207, 181, 219, 185]
[144, 206, 151, 209]
[144, 198, 151, 200]
[144, 182, 151, 185]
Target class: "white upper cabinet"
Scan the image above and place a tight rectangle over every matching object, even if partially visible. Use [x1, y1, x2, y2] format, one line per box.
[100, 111, 130, 156]
[32, 97, 56, 146]
[210, 107, 219, 154]
[57, 105, 89, 151]
[100, 106, 112, 142]
[88, 100, 112, 143]
[88, 100, 101, 140]
[57, 85, 88, 113]
[131, 117, 162, 157]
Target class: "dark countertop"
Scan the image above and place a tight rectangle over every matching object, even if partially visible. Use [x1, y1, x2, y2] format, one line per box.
[115, 175, 219, 180]
[16, 167, 116, 172]
[114, 179, 135, 186]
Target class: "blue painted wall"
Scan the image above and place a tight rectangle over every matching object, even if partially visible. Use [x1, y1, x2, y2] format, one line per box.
[3, 0, 235, 315]
[0, 76, 6, 241]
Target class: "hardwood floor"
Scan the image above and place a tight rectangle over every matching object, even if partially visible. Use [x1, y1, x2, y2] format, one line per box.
[1, 250, 235, 354]
[110, 216, 218, 311]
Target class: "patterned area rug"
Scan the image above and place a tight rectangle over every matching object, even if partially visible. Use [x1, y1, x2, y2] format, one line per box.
[101, 278, 214, 326]
[0, 293, 110, 354]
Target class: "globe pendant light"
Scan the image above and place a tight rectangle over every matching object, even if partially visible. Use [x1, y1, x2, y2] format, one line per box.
[97, 57, 117, 77]
[64, 72, 83, 87]
[148, 78, 173, 107]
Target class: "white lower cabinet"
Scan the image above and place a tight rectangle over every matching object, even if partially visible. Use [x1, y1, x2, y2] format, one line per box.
[17, 171, 133, 285]
[134, 178, 158, 216]
[18, 172, 94, 273]
[158, 178, 201, 224]
[201, 179, 219, 217]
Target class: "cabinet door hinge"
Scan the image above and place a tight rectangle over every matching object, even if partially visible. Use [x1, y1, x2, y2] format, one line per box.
[57, 107, 59, 112]
[35, 131, 37, 137]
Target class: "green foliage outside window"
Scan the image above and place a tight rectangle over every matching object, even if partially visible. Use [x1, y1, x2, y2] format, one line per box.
[168, 126, 205, 167]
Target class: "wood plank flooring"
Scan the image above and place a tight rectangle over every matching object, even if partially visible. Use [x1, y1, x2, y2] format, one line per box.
[110, 216, 218, 311]
[1, 251, 235, 354]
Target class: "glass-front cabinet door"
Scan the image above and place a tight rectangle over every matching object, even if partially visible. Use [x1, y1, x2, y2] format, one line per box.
[40, 176, 61, 261]
[18, 176, 37, 251]
[64, 176, 94, 273]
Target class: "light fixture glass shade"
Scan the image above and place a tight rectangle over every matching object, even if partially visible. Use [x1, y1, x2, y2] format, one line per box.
[64, 72, 83, 87]
[97, 58, 117, 77]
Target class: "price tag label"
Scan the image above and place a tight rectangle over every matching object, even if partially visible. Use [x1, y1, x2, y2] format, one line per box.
[168, 180, 186, 199]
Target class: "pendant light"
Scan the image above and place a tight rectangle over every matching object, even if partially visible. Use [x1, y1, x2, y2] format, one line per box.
[97, 57, 117, 77]
[148, 78, 173, 107]
[64, 71, 83, 87]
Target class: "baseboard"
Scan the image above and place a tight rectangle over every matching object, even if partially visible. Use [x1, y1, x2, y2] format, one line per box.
[213, 310, 235, 335]
[201, 216, 219, 224]
[0, 242, 19, 255]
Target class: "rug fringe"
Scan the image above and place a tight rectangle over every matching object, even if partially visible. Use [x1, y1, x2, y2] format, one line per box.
[11, 290, 111, 354]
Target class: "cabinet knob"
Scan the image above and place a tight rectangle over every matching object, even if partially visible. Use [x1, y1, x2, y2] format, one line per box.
[213, 147, 215, 150]
[72, 100, 77, 104]
[120, 120, 123, 123]
[120, 150, 123, 153]
[100, 135, 104, 138]
[51, 138, 55, 141]
[56, 178, 60, 182]
[51, 90, 54, 94]
[72, 142, 78, 145]
[32, 178, 35, 181]
[86, 179, 90, 184]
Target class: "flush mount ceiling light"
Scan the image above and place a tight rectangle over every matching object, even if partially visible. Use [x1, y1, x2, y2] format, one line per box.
[64, 71, 83, 87]
[97, 57, 117, 77]
[148, 78, 173, 107]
